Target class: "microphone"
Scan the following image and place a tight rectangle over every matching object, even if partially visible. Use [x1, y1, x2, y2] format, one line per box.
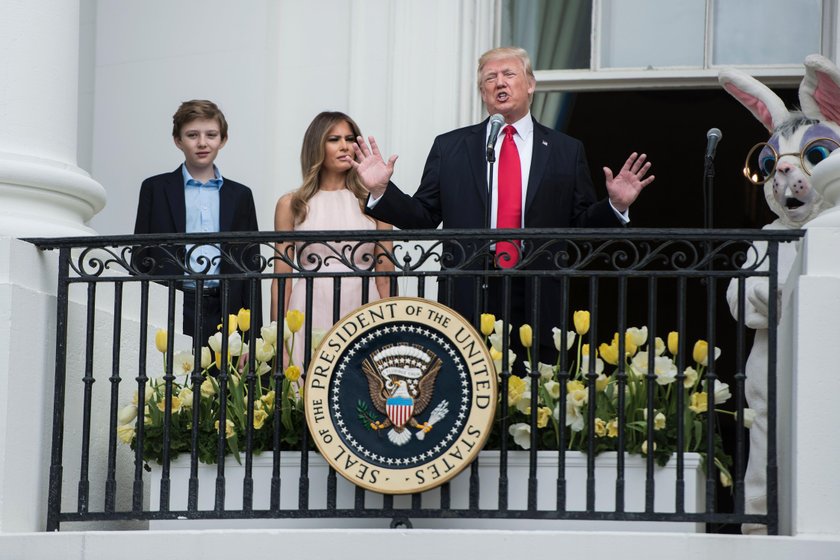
[705, 128, 722, 160]
[486, 114, 506, 162]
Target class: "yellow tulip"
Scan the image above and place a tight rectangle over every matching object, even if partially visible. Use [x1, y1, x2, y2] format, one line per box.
[536, 406, 551, 429]
[285, 364, 302, 382]
[606, 418, 619, 438]
[156, 396, 182, 414]
[261, 390, 276, 410]
[155, 329, 168, 353]
[720, 470, 732, 488]
[286, 310, 305, 333]
[594, 418, 607, 437]
[215, 419, 235, 439]
[507, 375, 527, 406]
[688, 391, 708, 414]
[519, 324, 533, 349]
[624, 332, 638, 357]
[693, 340, 709, 365]
[253, 409, 268, 430]
[237, 308, 251, 332]
[216, 315, 239, 335]
[581, 343, 599, 359]
[573, 310, 590, 336]
[654, 412, 666, 431]
[667, 331, 679, 355]
[567, 379, 585, 393]
[595, 373, 609, 392]
[116, 424, 136, 444]
[480, 313, 496, 336]
[599, 341, 619, 366]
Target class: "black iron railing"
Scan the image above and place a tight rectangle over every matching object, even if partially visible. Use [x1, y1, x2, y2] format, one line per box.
[28, 228, 801, 533]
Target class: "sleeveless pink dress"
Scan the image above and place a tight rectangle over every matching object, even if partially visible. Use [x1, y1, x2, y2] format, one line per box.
[286, 188, 382, 365]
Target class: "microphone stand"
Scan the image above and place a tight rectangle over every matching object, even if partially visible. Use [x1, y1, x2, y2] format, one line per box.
[483, 150, 496, 313]
[703, 154, 715, 229]
[702, 152, 715, 296]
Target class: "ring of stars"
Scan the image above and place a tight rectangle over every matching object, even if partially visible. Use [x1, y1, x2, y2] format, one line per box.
[330, 322, 471, 468]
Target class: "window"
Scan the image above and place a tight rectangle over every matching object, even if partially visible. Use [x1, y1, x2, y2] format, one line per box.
[500, 0, 826, 129]
[502, 0, 825, 73]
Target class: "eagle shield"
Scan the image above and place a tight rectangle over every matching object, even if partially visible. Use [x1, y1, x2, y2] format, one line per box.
[386, 394, 414, 429]
[361, 343, 447, 446]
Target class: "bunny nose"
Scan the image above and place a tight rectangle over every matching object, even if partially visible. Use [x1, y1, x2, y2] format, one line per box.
[776, 162, 795, 175]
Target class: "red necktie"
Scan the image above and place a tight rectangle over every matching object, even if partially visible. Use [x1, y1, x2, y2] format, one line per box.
[496, 125, 521, 268]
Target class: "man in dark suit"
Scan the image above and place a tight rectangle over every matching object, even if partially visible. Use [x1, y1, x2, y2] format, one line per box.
[133, 100, 261, 346]
[352, 47, 654, 366]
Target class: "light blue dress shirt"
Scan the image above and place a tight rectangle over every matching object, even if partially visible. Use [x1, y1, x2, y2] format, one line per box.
[182, 164, 223, 288]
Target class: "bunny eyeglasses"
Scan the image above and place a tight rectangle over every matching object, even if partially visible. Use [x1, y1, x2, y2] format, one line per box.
[743, 137, 840, 185]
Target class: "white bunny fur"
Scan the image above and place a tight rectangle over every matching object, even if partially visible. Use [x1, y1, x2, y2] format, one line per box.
[720, 54, 840, 534]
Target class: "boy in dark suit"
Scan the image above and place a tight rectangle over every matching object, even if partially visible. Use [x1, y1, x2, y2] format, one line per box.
[133, 100, 261, 345]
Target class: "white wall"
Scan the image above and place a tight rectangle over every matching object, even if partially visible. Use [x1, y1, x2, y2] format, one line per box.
[788, 228, 840, 535]
[86, 0, 492, 237]
[0, 238, 189, 532]
[0, 238, 56, 532]
[87, 0, 276, 235]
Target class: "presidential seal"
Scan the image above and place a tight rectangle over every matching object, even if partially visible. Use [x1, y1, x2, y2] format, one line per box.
[304, 297, 496, 494]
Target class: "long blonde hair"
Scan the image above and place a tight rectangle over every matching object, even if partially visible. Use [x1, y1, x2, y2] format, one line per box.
[291, 111, 371, 225]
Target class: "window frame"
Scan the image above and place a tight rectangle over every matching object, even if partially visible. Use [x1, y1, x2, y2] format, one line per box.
[498, 0, 836, 92]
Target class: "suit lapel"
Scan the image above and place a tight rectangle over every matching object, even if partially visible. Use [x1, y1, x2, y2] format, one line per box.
[163, 167, 187, 232]
[525, 119, 549, 218]
[465, 120, 490, 208]
[219, 179, 235, 232]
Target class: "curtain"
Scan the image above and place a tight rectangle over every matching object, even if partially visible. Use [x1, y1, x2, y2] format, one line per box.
[501, 0, 591, 130]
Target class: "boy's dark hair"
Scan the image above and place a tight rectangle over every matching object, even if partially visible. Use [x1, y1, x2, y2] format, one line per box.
[172, 100, 229, 140]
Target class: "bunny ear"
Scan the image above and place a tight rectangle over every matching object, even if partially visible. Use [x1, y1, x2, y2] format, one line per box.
[719, 67, 790, 132]
[801, 54, 840, 124]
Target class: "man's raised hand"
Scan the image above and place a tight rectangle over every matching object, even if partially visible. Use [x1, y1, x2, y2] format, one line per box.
[351, 136, 398, 199]
[603, 152, 654, 213]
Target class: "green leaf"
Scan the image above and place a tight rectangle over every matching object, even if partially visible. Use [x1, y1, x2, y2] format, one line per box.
[356, 400, 381, 429]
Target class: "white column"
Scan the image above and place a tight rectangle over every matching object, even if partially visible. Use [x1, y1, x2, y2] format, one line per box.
[0, 0, 105, 237]
[786, 228, 840, 537]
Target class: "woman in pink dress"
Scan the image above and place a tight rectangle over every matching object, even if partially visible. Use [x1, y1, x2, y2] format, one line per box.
[271, 112, 394, 366]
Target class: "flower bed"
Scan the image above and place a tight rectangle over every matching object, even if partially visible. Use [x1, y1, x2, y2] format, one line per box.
[121, 308, 749, 493]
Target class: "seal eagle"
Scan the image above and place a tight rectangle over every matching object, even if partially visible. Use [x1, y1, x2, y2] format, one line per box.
[361, 343, 448, 446]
